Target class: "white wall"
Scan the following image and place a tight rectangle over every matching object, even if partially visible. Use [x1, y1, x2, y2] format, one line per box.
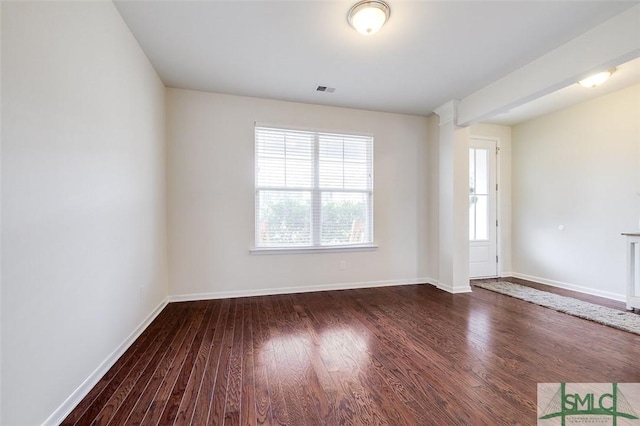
[166, 89, 432, 297]
[0, 2, 3, 422]
[416, 113, 430, 278]
[512, 84, 640, 299]
[469, 123, 513, 275]
[426, 114, 440, 280]
[1, 2, 168, 424]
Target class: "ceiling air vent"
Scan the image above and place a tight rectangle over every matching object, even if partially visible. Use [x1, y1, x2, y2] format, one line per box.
[316, 85, 336, 93]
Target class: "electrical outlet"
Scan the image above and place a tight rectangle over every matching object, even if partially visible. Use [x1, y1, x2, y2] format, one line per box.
[339, 260, 347, 270]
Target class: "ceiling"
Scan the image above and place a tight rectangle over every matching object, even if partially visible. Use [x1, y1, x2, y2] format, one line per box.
[488, 56, 640, 126]
[114, 1, 638, 121]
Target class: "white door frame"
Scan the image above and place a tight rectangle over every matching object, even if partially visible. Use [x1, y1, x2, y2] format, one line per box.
[469, 136, 500, 278]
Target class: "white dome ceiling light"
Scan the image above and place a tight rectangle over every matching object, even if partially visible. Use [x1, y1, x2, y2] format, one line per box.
[578, 69, 616, 88]
[348, 1, 391, 36]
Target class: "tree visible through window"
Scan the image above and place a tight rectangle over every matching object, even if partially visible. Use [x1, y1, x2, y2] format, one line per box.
[255, 126, 373, 249]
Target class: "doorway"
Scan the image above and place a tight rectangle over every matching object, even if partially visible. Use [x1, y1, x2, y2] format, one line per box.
[469, 138, 498, 278]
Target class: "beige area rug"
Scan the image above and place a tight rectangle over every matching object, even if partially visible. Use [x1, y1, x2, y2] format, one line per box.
[474, 281, 640, 336]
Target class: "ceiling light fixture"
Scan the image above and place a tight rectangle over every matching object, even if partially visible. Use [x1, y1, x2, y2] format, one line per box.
[578, 68, 616, 88]
[348, 0, 390, 36]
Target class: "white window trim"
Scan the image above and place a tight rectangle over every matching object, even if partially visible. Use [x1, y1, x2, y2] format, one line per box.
[253, 125, 375, 252]
[250, 244, 378, 255]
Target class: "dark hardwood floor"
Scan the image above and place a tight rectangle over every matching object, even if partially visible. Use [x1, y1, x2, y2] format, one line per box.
[63, 282, 640, 425]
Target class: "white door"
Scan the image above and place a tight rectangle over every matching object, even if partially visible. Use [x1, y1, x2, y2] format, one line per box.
[469, 138, 498, 278]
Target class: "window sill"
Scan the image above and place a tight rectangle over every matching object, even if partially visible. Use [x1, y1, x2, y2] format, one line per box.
[250, 244, 378, 255]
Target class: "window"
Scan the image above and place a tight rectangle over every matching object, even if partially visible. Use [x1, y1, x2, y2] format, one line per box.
[469, 147, 489, 241]
[255, 126, 374, 250]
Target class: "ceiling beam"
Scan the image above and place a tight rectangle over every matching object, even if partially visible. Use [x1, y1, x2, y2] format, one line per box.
[457, 4, 640, 126]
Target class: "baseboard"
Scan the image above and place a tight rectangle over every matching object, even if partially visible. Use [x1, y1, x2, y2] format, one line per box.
[506, 272, 626, 302]
[43, 298, 168, 426]
[168, 277, 437, 302]
[434, 281, 473, 294]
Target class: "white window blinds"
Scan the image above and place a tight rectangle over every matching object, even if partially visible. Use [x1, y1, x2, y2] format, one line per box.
[255, 126, 373, 249]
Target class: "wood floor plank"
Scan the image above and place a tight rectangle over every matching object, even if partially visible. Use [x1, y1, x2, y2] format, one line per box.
[250, 298, 275, 426]
[171, 301, 224, 425]
[109, 302, 208, 426]
[63, 282, 640, 425]
[75, 305, 191, 425]
[263, 297, 306, 425]
[338, 290, 487, 424]
[240, 298, 256, 426]
[299, 292, 387, 425]
[205, 299, 237, 424]
[362, 288, 528, 421]
[309, 293, 425, 425]
[189, 299, 231, 425]
[255, 297, 290, 426]
[288, 296, 338, 424]
[223, 298, 244, 424]
[317, 291, 414, 425]
[156, 302, 215, 425]
[273, 295, 325, 425]
[298, 300, 357, 424]
[388, 289, 528, 422]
